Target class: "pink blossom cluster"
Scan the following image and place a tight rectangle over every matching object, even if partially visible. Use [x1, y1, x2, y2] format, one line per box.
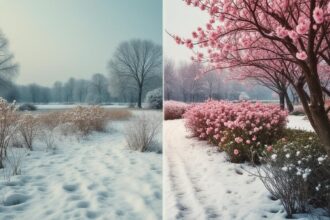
[177, 0, 330, 68]
[164, 101, 189, 120]
[184, 100, 288, 162]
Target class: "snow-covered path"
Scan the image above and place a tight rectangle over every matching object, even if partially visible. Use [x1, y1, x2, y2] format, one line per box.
[0, 120, 162, 220]
[164, 117, 317, 220]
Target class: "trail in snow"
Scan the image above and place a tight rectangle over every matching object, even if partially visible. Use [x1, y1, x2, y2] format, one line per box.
[164, 117, 319, 220]
[0, 117, 162, 220]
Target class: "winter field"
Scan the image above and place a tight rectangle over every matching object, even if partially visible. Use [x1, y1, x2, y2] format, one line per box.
[0, 105, 162, 220]
[164, 115, 328, 220]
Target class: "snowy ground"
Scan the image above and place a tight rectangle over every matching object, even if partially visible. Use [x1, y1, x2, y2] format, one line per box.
[0, 109, 162, 220]
[286, 115, 314, 132]
[164, 116, 328, 220]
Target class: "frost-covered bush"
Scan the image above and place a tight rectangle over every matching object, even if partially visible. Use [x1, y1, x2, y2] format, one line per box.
[37, 112, 63, 151]
[164, 101, 188, 120]
[5, 147, 27, 176]
[61, 106, 108, 135]
[0, 98, 18, 168]
[41, 129, 57, 152]
[184, 100, 288, 162]
[18, 114, 40, 150]
[146, 88, 162, 109]
[257, 129, 329, 218]
[124, 114, 161, 152]
[37, 106, 127, 137]
[38, 112, 63, 129]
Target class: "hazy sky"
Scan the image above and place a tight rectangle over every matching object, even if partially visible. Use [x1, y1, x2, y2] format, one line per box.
[0, 0, 162, 86]
[164, 0, 208, 64]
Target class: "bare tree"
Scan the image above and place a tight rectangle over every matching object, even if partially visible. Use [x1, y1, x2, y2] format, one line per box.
[202, 71, 218, 99]
[109, 39, 162, 108]
[164, 59, 176, 100]
[86, 73, 110, 104]
[73, 79, 88, 103]
[0, 31, 18, 94]
[63, 78, 75, 103]
[52, 81, 63, 103]
[177, 62, 205, 102]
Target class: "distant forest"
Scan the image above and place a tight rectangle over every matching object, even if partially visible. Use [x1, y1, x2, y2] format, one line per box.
[0, 34, 162, 105]
[2, 72, 161, 104]
[164, 59, 278, 102]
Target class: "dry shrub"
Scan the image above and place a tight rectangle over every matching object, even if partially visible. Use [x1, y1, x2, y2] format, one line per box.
[36, 106, 120, 136]
[41, 129, 57, 152]
[104, 109, 132, 121]
[10, 132, 24, 148]
[0, 98, 18, 168]
[5, 147, 27, 176]
[37, 112, 63, 129]
[53, 123, 76, 136]
[18, 114, 40, 150]
[61, 106, 109, 135]
[37, 112, 62, 151]
[124, 114, 161, 152]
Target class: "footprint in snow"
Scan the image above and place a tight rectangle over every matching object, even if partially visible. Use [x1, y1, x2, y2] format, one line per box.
[150, 164, 157, 171]
[63, 184, 79, 192]
[86, 210, 99, 219]
[87, 183, 98, 190]
[205, 207, 220, 219]
[116, 210, 124, 216]
[77, 201, 90, 208]
[3, 194, 30, 206]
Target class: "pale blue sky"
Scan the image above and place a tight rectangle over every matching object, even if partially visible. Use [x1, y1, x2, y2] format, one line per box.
[164, 0, 207, 63]
[0, 0, 162, 86]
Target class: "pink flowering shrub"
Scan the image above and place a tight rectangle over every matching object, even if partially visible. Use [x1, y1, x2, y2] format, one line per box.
[164, 101, 189, 120]
[184, 100, 288, 163]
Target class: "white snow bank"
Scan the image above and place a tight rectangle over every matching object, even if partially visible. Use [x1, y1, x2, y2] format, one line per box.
[0, 110, 162, 220]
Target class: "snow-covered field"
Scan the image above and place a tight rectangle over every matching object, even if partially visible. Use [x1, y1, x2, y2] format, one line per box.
[0, 109, 162, 220]
[164, 116, 328, 220]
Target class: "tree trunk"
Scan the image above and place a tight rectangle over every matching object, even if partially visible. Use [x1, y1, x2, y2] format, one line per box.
[137, 87, 142, 108]
[279, 92, 285, 110]
[299, 65, 330, 156]
[284, 89, 294, 112]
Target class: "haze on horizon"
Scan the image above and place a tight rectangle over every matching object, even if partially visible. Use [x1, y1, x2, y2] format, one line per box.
[0, 0, 162, 87]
